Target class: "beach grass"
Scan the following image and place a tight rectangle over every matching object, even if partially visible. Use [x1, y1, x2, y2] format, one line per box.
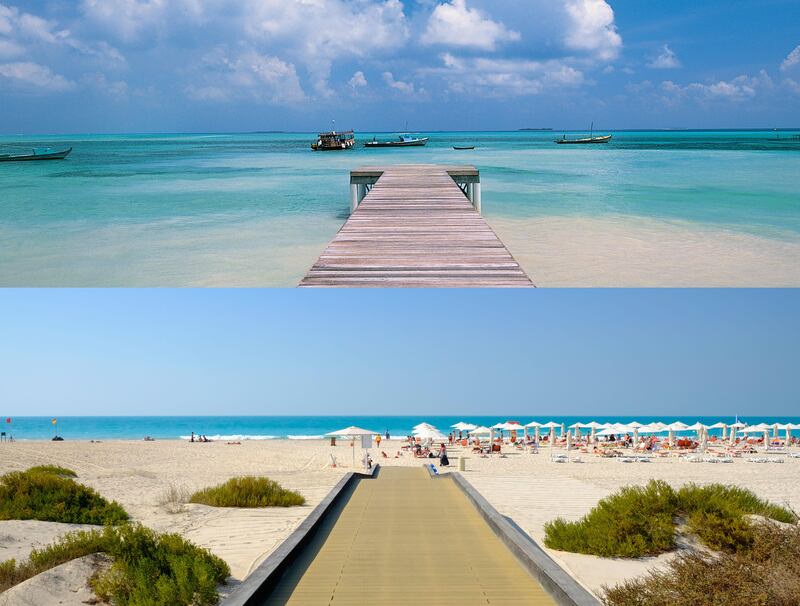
[603, 522, 800, 606]
[189, 476, 305, 508]
[544, 480, 797, 557]
[26, 465, 77, 477]
[158, 482, 191, 514]
[0, 524, 230, 605]
[0, 468, 128, 525]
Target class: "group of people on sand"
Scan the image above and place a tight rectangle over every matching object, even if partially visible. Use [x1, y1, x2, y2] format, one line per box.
[190, 432, 211, 443]
[409, 442, 450, 466]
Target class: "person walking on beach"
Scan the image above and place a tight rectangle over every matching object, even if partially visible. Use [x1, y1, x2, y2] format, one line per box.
[439, 443, 449, 467]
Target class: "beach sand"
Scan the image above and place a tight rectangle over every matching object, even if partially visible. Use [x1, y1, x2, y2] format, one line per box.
[489, 215, 800, 287]
[1, 439, 799, 599]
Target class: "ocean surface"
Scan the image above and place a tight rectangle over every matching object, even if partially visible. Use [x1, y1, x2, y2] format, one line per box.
[1, 130, 799, 286]
[3, 416, 799, 441]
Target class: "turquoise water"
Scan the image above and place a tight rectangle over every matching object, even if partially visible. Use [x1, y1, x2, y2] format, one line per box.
[3, 415, 799, 441]
[1, 131, 798, 286]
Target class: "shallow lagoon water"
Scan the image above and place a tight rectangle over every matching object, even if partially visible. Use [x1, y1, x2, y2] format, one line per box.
[1, 131, 798, 286]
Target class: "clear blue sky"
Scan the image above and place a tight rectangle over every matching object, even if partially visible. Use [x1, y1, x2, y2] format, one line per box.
[1, 289, 797, 416]
[1, 0, 799, 133]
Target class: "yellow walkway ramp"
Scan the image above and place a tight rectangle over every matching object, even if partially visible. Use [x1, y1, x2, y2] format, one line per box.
[263, 467, 556, 605]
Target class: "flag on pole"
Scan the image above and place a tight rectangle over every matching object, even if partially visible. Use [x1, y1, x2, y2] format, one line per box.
[5, 418, 10, 424]
[52, 418, 57, 425]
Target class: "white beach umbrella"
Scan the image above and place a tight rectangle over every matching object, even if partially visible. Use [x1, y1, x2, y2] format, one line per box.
[525, 421, 542, 442]
[451, 422, 477, 432]
[569, 422, 583, 439]
[686, 422, 708, 441]
[707, 422, 727, 440]
[582, 421, 603, 442]
[773, 424, 780, 439]
[560, 423, 565, 439]
[327, 426, 380, 437]
[414, 427, 448, 441]
[468, 426, 492, 437]
[729, 420, 746, 443]
[413, 422, 437, 431]
[327, 426, 380, 466]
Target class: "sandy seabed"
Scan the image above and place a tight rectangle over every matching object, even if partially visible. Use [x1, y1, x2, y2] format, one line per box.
[1, 439, 799, 600]
[490, 215, 800, 287]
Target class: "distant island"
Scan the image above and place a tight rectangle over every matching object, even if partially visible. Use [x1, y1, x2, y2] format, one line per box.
[518, 128, 553, 131]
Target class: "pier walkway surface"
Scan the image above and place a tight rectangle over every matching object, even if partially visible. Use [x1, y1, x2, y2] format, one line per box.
[299, 165, 534, 287]
[262, 467, 555, 605]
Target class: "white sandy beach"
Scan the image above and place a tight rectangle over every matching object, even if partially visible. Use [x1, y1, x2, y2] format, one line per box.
[1, 439, 799, 600]
[490, 215, 800, 287]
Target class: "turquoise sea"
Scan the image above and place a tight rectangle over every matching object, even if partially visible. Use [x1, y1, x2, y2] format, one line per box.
[3, 416, 799, 441]
[1, 130, 799, 286]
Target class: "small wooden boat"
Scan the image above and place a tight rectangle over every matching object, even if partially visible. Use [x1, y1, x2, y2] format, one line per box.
[311, 130, 355, 151]
[555, 135, 612, 145]
[555, 122, 611, 145]
[365, 134, 428, 148]
[453, 146, 475, 150]
[0, 147, 72, 162]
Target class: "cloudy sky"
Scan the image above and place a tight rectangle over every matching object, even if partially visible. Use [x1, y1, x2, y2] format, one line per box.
[1, 0, 799, 133]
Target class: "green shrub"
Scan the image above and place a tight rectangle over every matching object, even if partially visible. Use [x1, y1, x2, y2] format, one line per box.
[544, 480, 679, 557]
[0, 469, 128, 525]
[26, 465, 77, 477]
[544, 480, 797, 558]
[190, 476, 305, 508]
[0, 529, 110, 594]
[603, 523, 800, 606]
[91, 524, 230, 606]
[0, 524, 230, 605]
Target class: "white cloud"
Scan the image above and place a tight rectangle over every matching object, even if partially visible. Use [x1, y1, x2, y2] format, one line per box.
[782, 78, 800, 95]
[563, 0, 621, 61]
[383, 71, 415, 94]
[426, 53, 584, 97]
[648, 44, 680, 69]
[2, 2, 122, 64]
[0, 38, 23, 58]
[421, 0, 520, 51]
[243, 0, 408, 94]
[188, 47, 305, 104]
[781, 45, 800, 72]
[348, 71, 367, 88]
[0, 61, 75, 91]
[657, 70, 773, 103]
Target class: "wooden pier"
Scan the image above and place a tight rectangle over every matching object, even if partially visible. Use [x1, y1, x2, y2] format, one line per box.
[261, 467, 556, 605]
[299, 165, 534, 287]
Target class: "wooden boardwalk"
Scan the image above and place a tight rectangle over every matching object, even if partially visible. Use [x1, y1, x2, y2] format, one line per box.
[299, 165, 534, 287]
[262, 467, 555, 605]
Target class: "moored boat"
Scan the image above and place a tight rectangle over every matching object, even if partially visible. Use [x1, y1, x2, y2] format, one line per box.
[0, 147, 73, 162]
[554, 135, 612, 145]
[365, 134, 428, 148]
[311, 130, 355, 151]
[453, 146, 475, 150]
[555, 122, 612, 145]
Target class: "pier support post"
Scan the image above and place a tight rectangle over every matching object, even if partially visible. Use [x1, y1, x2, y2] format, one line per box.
[473, 181, 482, 215]
[350, 184, 359, 214]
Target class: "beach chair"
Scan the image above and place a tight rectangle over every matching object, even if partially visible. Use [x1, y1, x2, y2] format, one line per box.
[330, 454, 338, 468]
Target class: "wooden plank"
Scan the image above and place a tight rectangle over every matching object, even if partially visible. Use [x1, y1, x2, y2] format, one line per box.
[300, 165, 534, 288]
[261, 467, 556, 605]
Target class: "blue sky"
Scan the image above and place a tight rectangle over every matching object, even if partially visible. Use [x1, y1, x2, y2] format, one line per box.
[1, 0, 799, 133]
[0, 289, 798, 416]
